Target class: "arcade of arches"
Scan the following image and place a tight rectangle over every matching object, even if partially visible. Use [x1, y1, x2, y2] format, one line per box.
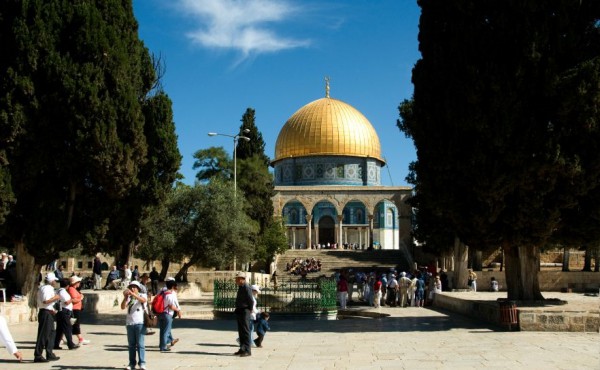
[272, 186, 412, 250]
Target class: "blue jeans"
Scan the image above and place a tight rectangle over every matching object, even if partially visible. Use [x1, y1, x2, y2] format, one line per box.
[126, 324, 145, 368]
[158, 313, 174, 351]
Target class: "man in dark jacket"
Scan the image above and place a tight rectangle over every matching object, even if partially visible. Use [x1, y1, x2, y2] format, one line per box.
[92, 256, 102, 290]
[233, 272, 253, 357]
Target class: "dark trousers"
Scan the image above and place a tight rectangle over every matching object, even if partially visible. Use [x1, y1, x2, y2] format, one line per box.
[35, 309, 56, 359]
[72, 309, 82, 336]
[236, 309, 251, 354]
[254, 333, 265, 347]
[151, 280, 159, 295]
[55, 309, 76, 348]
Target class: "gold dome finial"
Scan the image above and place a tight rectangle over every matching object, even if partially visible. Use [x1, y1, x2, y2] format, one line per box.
[325, 76, 330, 98]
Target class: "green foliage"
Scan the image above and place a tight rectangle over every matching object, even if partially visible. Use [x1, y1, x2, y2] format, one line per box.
[237, 155, 274, 233]
[236, 108, 270, 165]
[255, 217, 289, 263]
[138, 181, 258, 270]
[192, 146, 232, 183]
[0, 0, 179, 264]
[401, 0, 600, 299]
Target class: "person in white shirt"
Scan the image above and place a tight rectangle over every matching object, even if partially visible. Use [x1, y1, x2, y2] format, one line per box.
[34, 272, 61, 363]
[53, 278, 79, 350]
[123, 264, 132, 287]
[121, 281, 147, 370]
[158, 280, 181, 352]
[0, 315, 22, 361]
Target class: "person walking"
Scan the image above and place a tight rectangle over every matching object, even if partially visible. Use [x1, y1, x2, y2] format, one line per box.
[54, 279, 79, 350]
[233, 272, 253, 357]
[34, 272, 61, 363]
[67, 276, 90, 345]
[121, 281, 147, 370]
[93, 255, 102, 290]
[468, 269, 478, 292]
[158, 280, 181, 352]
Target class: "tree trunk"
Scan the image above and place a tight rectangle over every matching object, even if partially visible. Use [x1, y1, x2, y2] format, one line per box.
[159, 257, 170, 281]
[582, 245, 592, 272]
[503, 243, 544, 301]
[174, 260, 195, 282]
[473, 250, 483, 271]
[15, 240, 42, 320]
[562, 246, 570, 272]
[593, 245, 600, 272]
[452, 236, 469, 290]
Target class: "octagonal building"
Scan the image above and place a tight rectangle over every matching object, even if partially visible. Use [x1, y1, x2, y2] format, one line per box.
[271, 82, 412, 251]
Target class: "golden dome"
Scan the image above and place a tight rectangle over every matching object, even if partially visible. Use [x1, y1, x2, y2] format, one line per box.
[273, 97, 384, 164]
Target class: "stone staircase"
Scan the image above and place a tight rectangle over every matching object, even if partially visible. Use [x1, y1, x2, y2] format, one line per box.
[276, 249, 411, 278]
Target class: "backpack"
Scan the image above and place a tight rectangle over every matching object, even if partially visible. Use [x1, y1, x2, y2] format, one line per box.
[151, 290, 171, 314]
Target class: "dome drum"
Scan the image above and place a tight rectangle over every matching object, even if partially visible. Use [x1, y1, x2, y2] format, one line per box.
[273, 155, 381, 186]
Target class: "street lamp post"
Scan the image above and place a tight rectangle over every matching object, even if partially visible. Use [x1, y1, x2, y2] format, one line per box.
[208, 129, 250, 272]
[207, 129, 250, 197]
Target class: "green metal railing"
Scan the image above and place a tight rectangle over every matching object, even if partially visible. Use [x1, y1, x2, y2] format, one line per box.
[214, 278, 337, 314]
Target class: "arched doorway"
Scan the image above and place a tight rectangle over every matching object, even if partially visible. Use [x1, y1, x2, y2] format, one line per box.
[318, 216, 335, 246]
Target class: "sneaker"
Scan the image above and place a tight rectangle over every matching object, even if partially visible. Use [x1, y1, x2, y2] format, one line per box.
[124, 366, 131, 370]
[140, 365, 147, 370]
[79, 339, 91, 345]
[34, 357, 49, 363]
[68, 345, 80, 350]
[160, 348, 171, 352]
[170, 338, 179, 347]
[239, 352, 251, 357]
[47, 355, 60, 361]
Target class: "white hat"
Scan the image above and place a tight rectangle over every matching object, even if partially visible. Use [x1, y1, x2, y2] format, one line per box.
[128, 281, 142, 290]
[400, 272, 406, 277]
[235, 271, 247, 279]
[69, 276, 82, 285]
[165, 277, 175, 282]
[45, 272, 58, 282]
[251, 285, 261, 293]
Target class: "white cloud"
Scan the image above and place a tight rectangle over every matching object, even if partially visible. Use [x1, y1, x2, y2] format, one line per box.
[177, 0, 311, 57]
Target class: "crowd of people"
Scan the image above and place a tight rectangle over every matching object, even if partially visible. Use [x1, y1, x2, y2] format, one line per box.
[28, 262, 183, 369]
[334, 268, 445, 309]
[285, 257, 322, 276]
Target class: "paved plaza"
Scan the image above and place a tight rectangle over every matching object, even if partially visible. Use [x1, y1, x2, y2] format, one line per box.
[0, 304, 598, 370]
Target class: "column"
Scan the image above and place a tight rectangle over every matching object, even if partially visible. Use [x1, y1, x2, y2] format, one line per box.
[359, 227, 362, 249]
[368, 214, 374, 249]
[337, 215, 343, 248]
[315, 225, 319, 248]
[305, 214, 312, 249]
[292, 227, 297, 248]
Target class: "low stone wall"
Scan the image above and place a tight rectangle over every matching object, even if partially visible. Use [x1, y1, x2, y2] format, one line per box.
[432, 293, 502, 327]
[1, 300, 34, 325]
[446, 271, 600, 293]
[432, 293, 600, 332]
[186, 272, 270, 292]
[519, 309, 599, 332]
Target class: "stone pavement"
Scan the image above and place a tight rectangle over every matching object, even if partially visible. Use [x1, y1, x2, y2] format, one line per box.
[0, 304, 598, 370]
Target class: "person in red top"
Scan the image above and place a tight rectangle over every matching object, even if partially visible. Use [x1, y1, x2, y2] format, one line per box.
[337, 274, 348, 309]
[67, 276, 90, 345]
[373, 276, 383, 308]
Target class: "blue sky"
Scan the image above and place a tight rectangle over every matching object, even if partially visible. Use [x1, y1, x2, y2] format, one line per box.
[133, 0, 421, 186]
